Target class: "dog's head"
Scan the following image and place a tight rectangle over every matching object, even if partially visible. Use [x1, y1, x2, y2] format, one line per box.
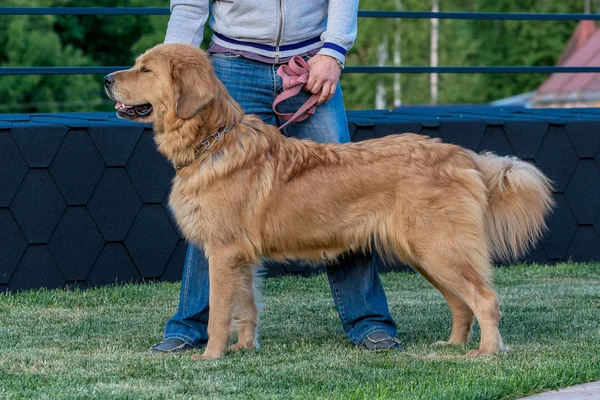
[104, 43, 218, 124]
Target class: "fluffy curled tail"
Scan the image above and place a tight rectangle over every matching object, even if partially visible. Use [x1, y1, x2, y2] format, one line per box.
[476, 153, 555, 262]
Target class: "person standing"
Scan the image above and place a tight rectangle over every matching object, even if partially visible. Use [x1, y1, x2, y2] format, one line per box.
[150, 0, 401, 354]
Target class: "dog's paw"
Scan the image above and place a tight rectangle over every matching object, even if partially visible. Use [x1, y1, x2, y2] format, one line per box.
[465, 349, 493, 356]
[228, 343, 255, 351]
[192, 352, 224, 360]
[433, 339, 467, 347]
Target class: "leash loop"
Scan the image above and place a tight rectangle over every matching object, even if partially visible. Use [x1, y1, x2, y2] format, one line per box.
[273, 56, 320, 130]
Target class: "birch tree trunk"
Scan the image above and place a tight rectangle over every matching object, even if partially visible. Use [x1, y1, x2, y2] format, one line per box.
[375, 33, 389, 109]
[394, 0, 403, 108]
[430, 0, 439, 104]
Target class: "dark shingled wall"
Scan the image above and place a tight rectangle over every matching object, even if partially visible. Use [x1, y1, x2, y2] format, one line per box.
[1, 108, 599, 291]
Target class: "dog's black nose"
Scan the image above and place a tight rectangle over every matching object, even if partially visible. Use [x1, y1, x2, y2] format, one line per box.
[104, 75, 115, 87]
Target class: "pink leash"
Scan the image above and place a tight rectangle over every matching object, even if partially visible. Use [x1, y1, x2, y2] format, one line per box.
[273, 56, 319, 130]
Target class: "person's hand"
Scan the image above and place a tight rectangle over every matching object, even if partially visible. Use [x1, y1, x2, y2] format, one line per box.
[305, 55, 343, 105]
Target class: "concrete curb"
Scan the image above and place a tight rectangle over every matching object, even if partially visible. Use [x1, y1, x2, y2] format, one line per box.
[520, 381, 600, 399]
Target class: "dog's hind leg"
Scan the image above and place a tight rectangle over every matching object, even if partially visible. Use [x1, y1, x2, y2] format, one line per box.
[229, 266, 259, 351]
[418, 252, 501, 355]
[414, 266, 474, 346]
[459, 278, 502, 356]
[434, 288, 474, 346]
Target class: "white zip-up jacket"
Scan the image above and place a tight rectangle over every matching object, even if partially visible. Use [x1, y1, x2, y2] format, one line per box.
[165, 0, 358, 64]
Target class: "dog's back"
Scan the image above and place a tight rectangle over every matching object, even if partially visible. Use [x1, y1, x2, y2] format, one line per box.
[244, 128, 553, 356]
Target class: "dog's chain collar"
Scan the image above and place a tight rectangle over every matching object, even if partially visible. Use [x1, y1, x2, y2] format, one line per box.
[173, 120, 237, 171]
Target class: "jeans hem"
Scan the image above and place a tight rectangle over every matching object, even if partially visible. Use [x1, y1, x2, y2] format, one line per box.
[164, 333, 204, 348]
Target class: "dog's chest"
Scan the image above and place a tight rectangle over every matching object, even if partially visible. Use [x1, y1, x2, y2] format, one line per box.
[168, 175, 245, 244]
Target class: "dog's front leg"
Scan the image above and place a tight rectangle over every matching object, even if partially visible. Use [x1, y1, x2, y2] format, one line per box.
[192, 250, 240, 360]
[229, 266, 258, 351]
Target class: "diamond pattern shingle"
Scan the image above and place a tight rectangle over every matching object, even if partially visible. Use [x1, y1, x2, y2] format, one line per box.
[126, 131, 173, 203]
[477, 126, 515, 156]
[0, 209, 27, 284]
[542, 194, 579, 260]
[564, 160, 600, 224]
[9, 246, 65, 291]
[534, 126, 579, 192]
[86, 243, 141, 288]
[88, 122, 143, 167]
[10, 170, 66, 244]
[11, 122, 67, 167]
[504, 120, 548, 159]
[0, 131, 28, 207]
[49, 129, 105, 205]
[439, 118, 486, 150]
[124, 204, 179, 278]
[88, 168, 142, 242]
[48, 207, 105, 281]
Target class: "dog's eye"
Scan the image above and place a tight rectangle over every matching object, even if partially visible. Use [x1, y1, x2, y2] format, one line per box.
[140, 66, 152, 73]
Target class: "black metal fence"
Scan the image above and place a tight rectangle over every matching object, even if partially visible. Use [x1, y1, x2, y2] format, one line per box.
[2, 8, 600, 76]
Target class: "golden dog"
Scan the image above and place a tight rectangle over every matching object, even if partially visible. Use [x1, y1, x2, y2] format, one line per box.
[105, 43, 553, 359]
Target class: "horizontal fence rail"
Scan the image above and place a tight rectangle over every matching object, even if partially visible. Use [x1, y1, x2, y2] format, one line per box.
[359, 11, 600, 20]
[0, 67, 131, 75]
[0, 7, 169, 15]
[2, 8, 600, 76]
[346, 66, 600, 74]
[3, 8, 600, 20]
[3, 66, 600, 76]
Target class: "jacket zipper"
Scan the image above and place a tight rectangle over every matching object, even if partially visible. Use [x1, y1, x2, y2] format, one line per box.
[275, 0, 284, 63]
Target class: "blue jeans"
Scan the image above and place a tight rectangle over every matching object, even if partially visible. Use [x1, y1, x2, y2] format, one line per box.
[164, 53, 397, 346]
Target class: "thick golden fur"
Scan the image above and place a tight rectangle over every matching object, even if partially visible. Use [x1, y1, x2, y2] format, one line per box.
[106, 43, 554, 359]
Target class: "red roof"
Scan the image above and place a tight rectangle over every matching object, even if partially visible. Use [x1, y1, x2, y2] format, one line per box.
[556, 20, 597, 65]
[535, 21, 600, 102]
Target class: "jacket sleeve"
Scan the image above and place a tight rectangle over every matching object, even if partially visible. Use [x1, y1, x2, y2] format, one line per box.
[317, 0, 359, 65]
[164, 0, 210, 46]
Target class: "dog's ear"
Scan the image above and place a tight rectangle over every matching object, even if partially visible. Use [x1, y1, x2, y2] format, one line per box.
[172, 59, 215, 119]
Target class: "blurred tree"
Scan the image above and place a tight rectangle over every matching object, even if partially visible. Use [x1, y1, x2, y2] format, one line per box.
[0, 0, 170, 113]
[54, 0, 170, 66]
[449, 0, 580, 103]
[0, 0, 99, 112]
[344, 0, 581, 109]
[0, 0, 590, 112]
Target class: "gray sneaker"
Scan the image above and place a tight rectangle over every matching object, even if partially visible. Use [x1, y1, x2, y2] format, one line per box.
[148, 338, 194, 355]
[362, 331, 402, 351]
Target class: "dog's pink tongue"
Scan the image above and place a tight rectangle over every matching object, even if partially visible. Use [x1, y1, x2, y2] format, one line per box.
[115, 102, 134, 110]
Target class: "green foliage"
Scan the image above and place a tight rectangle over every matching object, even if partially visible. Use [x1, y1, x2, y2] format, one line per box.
[0, 1, 99, 112]
[453, 0, 580, 103]
[344, 0, 583, 109]
[343, 0, 433, 109]
[0, 0, 170, 113]
[0, 0, 592, 111]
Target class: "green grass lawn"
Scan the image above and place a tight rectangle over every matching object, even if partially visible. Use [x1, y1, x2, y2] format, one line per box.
[0, 263, 599, 399]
